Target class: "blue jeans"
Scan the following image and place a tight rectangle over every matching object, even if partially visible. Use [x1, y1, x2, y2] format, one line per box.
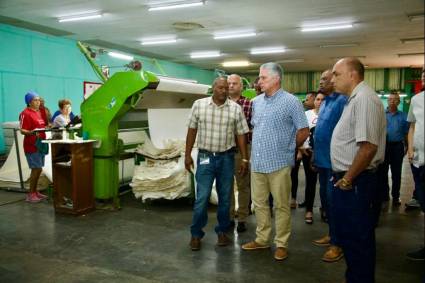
[411, 165, 425, 212]
[190, 150, 235, 238]
[332, 171, 378, 283]
[317, 167, 338, 246]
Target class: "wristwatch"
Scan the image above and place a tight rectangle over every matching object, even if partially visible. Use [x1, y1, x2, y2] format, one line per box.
[241, 159, 249, 163]
[340, 177, 352, 189]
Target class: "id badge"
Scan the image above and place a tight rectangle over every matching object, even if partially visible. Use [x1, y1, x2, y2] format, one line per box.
[200, 156, 210, 165]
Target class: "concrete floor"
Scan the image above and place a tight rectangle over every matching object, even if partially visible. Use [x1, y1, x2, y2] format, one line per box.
[0, 160, 423, 283]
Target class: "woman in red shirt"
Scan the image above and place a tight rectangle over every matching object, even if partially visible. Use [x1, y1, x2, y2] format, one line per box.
[19, 91, 48, 203]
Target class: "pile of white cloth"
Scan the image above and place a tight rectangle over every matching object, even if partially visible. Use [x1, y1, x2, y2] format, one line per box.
[131, 138, 191, 201]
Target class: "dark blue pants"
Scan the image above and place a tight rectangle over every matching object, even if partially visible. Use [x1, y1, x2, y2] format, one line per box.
[411, 165, 425, 212]
[332, 171, 378, 283]
[382, 142, 405, 200]
[318, 167, 338, 246]
[190, 150, 235, 238]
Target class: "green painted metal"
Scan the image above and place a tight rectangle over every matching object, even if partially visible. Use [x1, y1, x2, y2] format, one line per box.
[77, 41, 108, 83]
[242, 89, 257, 99]
[81, 70, 158, 200]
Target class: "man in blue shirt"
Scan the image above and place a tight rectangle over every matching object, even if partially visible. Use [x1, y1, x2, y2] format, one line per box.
[312, 69, 347, 262]
[241, 62, 309, 261]
[381, 92, 409, 206]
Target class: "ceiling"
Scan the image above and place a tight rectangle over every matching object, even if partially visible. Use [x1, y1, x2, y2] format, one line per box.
[0, 0, 424, 74]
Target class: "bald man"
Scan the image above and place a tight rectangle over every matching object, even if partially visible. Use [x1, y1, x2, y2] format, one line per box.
[185, 77, 249, 251]
[330, 58, 386, 283]
[227, 74, 253, 233]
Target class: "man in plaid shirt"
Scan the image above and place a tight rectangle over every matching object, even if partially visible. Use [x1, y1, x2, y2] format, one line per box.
[227, 74, 252, 233]
[185, 77, 250, 251]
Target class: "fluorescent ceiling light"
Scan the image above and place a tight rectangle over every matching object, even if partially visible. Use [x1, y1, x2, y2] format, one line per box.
[407, 13, 424, 21]
[398, 52, 424, 57]
[58, 12, 102, 23]
[149, 1, 204, 11]
[141, 38, 177, 45]
[301, 23, 353, 32]
[108, 51, 134, 61]
[279, 59, 304, 63]
[250, 47, 285, 55]
[320, 43, 358, 48]
[190, 51, 221, 58]
[214, 31, 256, 40]
[400, 37, 424, 44]
[331, 56, 366, 60]
[222, 61, 250, 67]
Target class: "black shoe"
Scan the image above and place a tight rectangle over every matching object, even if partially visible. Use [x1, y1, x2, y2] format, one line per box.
[406, 247, 425, 261]
[392, 198, 401, 206]
[298, 201, 306, 208]
[237, 222, 247, 233]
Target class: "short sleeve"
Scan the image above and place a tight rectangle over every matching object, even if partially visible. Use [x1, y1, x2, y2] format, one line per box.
[235, 106, 249, 135]
[354, 95, 383, 145]
[20, 111, 32, 131]
[407, 99, 416, 123]
[187, 100, 199, 129]
[291, 99, 309, 130]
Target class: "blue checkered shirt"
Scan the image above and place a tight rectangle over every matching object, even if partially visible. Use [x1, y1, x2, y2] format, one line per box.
[251, 89, 309, 173]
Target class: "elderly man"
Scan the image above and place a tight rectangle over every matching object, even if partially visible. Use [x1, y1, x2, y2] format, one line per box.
[185, 77, 249, 251]
[227, 74, 252, 233]
[330, 58, 386, 283]
[380, 91, 409, 206]
[312, 69, 347, 263]
[242, 62, 309, 261]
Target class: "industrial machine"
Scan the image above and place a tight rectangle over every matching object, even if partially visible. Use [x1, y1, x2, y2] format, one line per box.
[78, 43, 210, 206]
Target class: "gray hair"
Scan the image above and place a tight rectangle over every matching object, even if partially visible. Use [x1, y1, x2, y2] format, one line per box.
[260, 62, 283, 81]
[228, 74, 243, 85]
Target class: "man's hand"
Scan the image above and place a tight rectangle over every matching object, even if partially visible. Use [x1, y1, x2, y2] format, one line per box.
[334, 176, 353, 191]
[185, 155, 194, 172]
[238, 161, 248, 176]
[407, 148, 414, 163]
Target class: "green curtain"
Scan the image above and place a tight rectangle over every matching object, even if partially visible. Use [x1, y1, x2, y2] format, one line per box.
[283, 72, 308, 93]
[364, 69, 385, 91]
[311, 71, 322, 92]
[388, 68, 402, 91]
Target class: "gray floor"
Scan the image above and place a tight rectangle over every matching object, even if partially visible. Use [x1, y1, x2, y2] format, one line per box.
[0, 160, 423, 283]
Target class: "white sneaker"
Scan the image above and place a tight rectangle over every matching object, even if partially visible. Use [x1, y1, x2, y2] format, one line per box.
[405, 199, 420, 208]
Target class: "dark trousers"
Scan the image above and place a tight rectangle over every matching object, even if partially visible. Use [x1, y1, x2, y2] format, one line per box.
[291, 152, 317, 211]
[411, 165, 425, 212]
[318, 167, 339, 245]
[332, 171, 378, 283]
[382, 141, 405, 200]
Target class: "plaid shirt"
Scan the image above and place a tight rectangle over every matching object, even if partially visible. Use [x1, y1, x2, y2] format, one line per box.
[188, 97, 249, 152]
[235, 96, 252, 143]
[251, 89, 309, 173]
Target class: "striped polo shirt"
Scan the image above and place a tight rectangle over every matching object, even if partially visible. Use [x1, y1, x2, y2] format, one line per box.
[188, 96, 249, 152]
[331, 81, 386, 172]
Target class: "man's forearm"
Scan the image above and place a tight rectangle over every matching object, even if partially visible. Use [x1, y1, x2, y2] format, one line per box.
[407, 123, 415, 152]
[185, 128, 197, 156]
[236, 134, 248, 160]
[344, 142, 378, 182]
[296, 127, 309, 148]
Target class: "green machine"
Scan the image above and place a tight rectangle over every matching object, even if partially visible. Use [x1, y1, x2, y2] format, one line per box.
[78, 43, 210, 206]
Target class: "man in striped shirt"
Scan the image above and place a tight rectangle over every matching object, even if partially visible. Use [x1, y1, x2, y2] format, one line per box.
[227, 74, 252, 233]
[185, 77, 249, 251]
[330, 57, 386, 283]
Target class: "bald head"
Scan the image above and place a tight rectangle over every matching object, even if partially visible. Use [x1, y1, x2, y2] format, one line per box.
[331, 57, 365, 95]
[227, 74, 243, 99]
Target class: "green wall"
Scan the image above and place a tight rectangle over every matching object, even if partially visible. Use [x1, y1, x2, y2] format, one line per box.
[0, 24, 215, 154]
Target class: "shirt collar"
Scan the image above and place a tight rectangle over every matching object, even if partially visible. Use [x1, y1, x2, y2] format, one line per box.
[208, 96, 230, 107]
[264, 89, 283, 101]
[348, 81, 365, 102]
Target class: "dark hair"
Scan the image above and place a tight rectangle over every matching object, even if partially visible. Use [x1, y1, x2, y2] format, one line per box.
[58, 99, 71, 110]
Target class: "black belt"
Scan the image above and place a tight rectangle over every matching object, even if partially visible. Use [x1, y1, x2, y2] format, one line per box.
[332, 169, 377, 180]
[387, 141, 404, 145]
[198, 148, 235, 156]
